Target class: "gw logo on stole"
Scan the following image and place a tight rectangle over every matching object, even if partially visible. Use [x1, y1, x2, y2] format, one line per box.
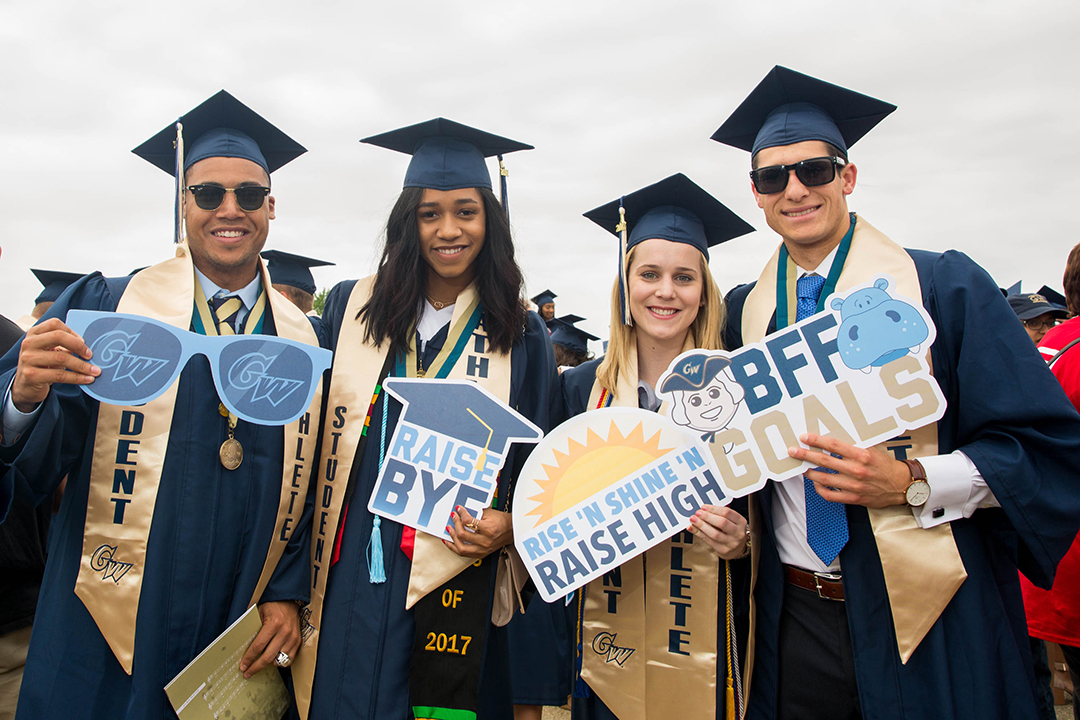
[591, 632, 635, 666]
[90, 544, 133, 583]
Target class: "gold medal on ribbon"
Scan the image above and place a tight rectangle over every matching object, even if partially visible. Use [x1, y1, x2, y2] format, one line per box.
[218, 403, 243, 470]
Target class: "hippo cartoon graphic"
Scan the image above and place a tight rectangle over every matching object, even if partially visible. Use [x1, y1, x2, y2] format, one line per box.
[661, 351, 745, 447]
[830, 277, 929, 371]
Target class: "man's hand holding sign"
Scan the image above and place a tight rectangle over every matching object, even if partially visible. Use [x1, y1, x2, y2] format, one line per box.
[513, 275, 947, 600]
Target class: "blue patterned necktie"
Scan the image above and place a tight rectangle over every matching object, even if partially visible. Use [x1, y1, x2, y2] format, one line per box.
[796, 273, 849, 565]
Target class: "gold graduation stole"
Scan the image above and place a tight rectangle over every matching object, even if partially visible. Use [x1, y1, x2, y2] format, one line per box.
[292, 279, 511, 720]
[740, 214, 968, 664]
[74, 242, 323, 674]
[580, 342, 721, 720]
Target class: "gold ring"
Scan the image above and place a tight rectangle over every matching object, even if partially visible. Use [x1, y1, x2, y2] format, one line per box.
[466, 519, 480, 532]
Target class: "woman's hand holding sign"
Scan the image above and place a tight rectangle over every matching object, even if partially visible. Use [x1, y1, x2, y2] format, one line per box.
[445, 506, 513, 559]
[789, 432, 910, 508]
[12, 318, 99, 412]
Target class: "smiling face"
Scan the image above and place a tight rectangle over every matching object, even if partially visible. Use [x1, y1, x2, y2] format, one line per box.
[679, 374, 742, 433]
[417, 187, 487, 300]
[184, 156, 274, 291]
[752, 140, 857, 266]
[627, 238, 704, 349]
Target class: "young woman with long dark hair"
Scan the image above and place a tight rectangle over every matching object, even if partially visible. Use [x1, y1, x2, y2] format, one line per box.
[296, 119, 558, 720]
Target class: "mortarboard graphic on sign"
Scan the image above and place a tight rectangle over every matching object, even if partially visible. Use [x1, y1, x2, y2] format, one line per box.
[368, 378, 543, 540]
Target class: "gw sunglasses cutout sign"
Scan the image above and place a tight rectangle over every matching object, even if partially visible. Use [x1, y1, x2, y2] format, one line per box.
[65, 310, 332, 426]
[513, 275, 948, 602]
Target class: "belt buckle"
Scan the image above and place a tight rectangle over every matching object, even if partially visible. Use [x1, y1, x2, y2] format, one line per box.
[813, 571, 842, 601]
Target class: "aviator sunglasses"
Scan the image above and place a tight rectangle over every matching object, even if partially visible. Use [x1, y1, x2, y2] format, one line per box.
[66, 310, 331, 426]
[750, 156, 847, 195]
[186, 184, 271, 212]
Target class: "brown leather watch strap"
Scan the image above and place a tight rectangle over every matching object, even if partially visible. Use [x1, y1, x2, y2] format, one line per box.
[902, 458, 927, 482]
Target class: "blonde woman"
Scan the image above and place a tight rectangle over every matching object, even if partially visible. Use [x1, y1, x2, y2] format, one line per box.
[563, 174, 754, 720]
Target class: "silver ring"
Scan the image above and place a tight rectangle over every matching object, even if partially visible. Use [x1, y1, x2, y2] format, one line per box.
[275, 651, 291, 668]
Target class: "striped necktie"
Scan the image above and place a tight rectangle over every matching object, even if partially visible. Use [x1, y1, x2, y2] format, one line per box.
[208, 294, 242, 336]
[796, 274, 849, 565]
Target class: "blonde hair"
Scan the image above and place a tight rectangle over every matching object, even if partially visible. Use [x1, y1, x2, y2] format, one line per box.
[596, 246, 725, 394]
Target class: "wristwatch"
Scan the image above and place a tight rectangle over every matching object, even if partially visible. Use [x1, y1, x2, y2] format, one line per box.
[902, 458, 931, 507]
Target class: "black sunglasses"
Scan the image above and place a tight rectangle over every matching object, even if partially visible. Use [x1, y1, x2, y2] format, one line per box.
[186, 184, 271, 212]
[750, 156, 846, 194]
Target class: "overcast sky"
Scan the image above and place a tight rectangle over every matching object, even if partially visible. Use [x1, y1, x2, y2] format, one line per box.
[2, 0, 1078, 350]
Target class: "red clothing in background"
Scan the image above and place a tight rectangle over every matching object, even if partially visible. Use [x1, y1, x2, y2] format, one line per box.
[1023, 316, 1080, 646]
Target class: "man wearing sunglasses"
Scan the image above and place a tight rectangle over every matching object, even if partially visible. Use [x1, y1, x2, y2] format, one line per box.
[0, 92, 325, 720]
[712, 67, 1080, 720]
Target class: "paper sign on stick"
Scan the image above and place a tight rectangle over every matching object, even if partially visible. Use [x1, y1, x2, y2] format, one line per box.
[368, 378, 543, 540]
[514, 275, 947, 601]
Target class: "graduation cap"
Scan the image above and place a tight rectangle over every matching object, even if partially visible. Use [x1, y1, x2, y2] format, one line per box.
[659, 352, 733, 393]
[531, 289, 557, 307]
[133, 90, 306, 177]
[132, 90, 306, 245]
[1038, 285, 1068, 308]
[361, 118, 533, 193]
[550, 314, 600, 356]
[382, 378, 542, 469]
[261, 250, 334, 295]
[711, 66, 897, 156]
[31, 269, 84, 304]
[583, 174, 755, 325]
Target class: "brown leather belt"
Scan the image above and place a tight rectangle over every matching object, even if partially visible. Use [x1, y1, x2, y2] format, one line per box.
[784, 565, 845, 601]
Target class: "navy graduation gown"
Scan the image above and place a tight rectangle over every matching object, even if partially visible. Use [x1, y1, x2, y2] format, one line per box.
[0, 272, 319, 720]
[308, 280, 559, 720]
[724, 249, 1080, 720]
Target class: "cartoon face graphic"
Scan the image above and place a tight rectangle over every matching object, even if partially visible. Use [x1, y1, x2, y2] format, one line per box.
[830, 278, 930, 371]
[675, 373, 744, 433]
[660, 352, 746, 439]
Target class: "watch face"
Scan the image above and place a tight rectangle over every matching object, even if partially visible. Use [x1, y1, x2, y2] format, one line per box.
[906, 480, 931, 507]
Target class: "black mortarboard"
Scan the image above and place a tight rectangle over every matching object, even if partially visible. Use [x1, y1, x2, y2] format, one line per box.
[711, 66, 896, 155]
[531, 289, 557, 307]
[1038, 285, 1068, 308]
[584, 173, 754, 259]
[383, 378, 542, 459]
[261, 250, 334, 295]
[31, 269, 84, 304]
[361, 118, 533, 191]
[550, 315, 600, 356]
[132, 90, 306, 177]
[584, 174, 754, 326]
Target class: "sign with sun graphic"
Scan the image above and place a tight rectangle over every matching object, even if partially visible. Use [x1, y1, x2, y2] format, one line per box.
[514, 276, 948, 601]
[513, 408, 727, 602]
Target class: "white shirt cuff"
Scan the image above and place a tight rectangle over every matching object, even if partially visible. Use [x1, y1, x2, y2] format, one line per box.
[911, 450, 999, 528]
[1, 377, 42, 447]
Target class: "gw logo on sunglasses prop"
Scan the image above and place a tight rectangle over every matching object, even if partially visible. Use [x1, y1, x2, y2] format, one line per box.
[66, 310, 332, 426]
